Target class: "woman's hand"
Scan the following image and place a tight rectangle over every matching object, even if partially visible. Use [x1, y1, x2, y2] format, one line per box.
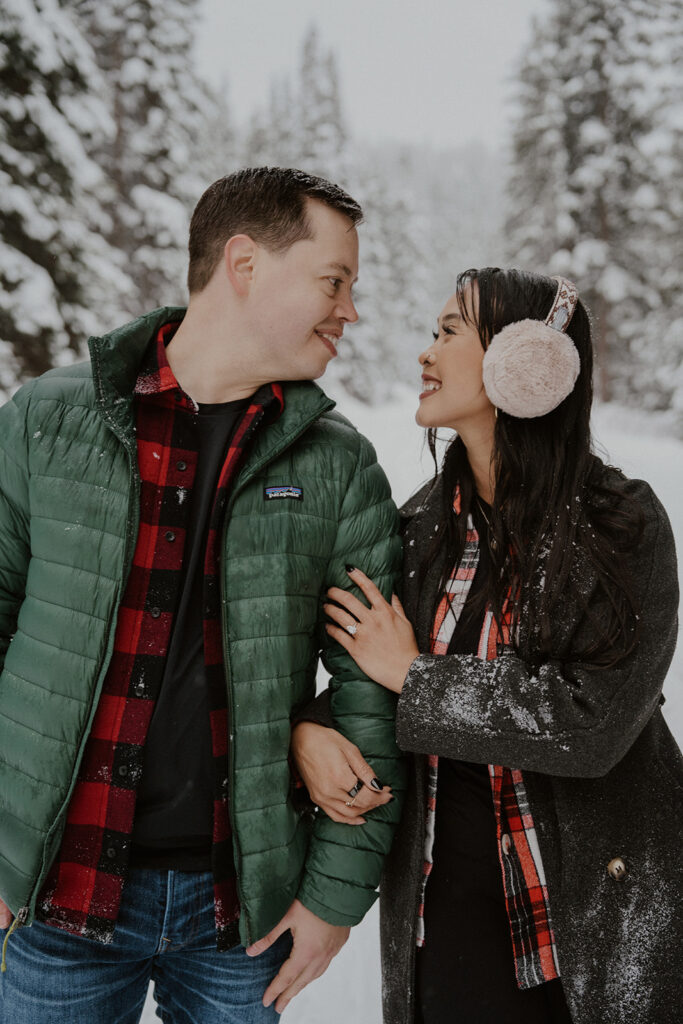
[291, 721, 393, 824]
[324, 567, 420, 693]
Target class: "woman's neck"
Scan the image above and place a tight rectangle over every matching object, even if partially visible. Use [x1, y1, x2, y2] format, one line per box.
[458, 418, 496, 504]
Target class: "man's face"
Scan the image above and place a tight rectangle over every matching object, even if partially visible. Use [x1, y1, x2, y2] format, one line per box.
[249, 198, 359, 380]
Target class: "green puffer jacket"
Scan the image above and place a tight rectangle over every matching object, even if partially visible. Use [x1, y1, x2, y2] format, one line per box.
[0, 307, 405, 947]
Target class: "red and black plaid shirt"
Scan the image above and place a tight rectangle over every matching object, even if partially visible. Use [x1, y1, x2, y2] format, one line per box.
[38, 324, 283, 947]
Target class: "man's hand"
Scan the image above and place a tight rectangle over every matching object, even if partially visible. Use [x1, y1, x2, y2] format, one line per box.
[0, 897, 12, 929]
[246, 899, 350, 1014]
[291, 721, 392, 823]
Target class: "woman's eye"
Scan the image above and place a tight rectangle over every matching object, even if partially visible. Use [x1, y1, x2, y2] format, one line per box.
[328, 278, 342, 289]
[431, 330, 439, 340]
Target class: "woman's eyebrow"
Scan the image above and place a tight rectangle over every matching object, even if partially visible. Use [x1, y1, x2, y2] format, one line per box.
[440, 313, 463, 326]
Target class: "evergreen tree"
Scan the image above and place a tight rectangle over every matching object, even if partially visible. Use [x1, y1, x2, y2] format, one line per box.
[506, 0, 683, 413]
[0, 0, 129, 386]
[70, 0, 218, 313]
[298, 26, 347, 177]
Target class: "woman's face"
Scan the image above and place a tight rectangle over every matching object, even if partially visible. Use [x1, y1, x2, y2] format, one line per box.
[416, 285, 496, 431]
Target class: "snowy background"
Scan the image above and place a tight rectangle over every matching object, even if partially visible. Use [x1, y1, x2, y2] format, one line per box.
[1, 0, 681, 1021]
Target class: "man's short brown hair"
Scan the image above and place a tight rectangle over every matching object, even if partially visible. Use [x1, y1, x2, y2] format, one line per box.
[187, 167, 363, 294]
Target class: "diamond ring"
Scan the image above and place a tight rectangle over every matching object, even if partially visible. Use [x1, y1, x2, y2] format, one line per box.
[346, 623, 357, 637]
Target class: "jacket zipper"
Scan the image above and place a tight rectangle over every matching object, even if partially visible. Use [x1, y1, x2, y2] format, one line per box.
[220, 402, 333, 945]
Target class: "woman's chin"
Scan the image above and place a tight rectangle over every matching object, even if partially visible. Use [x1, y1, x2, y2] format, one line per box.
[415, 404, 439, 428]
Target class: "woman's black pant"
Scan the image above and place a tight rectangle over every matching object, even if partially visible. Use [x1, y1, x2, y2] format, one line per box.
[415, 892, 572, 1024]
[415, 760, 573, 1024]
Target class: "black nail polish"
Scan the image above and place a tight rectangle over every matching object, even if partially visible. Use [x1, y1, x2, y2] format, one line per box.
[370, 778, 384, 791]
[345, 564, 356, 573]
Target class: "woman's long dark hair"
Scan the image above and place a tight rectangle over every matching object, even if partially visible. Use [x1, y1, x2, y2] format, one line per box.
[421, 267, 643, 668]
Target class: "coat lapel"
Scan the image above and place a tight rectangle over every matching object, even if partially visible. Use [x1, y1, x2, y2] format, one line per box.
[400, 477, 448, 651]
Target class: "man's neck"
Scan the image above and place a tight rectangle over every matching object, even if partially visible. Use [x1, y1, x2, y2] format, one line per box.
[165, 304, 267, 404]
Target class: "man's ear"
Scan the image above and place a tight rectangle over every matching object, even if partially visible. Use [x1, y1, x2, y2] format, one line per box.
[224, 235, 256, 296]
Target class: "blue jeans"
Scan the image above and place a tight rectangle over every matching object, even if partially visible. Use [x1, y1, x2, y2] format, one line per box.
[0, 868, 292, 1023]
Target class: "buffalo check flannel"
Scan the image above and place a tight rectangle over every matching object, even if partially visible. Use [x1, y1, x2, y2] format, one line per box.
[416, 488, 560, 989]
[37, 323, 283, 947]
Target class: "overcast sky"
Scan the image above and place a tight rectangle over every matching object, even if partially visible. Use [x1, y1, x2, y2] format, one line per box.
[196, 0, 551, 150]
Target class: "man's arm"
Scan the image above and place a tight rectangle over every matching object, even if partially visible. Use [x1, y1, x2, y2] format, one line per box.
[246, 432, 406, 1012]
[299, 432, 406, 919]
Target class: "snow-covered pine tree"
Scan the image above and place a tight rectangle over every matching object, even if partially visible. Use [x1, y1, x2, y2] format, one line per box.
[196, 82, 239, 186]
[506, 0, 683, 414]
[298, 25, 347, 178]
[70, 0, 219, 314]
[243, 76, 297, 168]
[0, 0, 129, 387]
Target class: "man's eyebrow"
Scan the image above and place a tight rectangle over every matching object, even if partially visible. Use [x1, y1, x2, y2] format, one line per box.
[324, 262, 358, 284]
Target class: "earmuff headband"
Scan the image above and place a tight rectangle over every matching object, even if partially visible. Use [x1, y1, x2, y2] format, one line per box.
[545, 277, 579, 333]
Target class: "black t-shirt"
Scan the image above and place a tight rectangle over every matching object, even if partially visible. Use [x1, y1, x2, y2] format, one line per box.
[131, 398, 249, 870]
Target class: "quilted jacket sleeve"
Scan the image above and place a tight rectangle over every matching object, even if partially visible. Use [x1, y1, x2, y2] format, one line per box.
[0, 387, 32, 674]
[296, 434, 407, 926]
[396, 482, 679, 778]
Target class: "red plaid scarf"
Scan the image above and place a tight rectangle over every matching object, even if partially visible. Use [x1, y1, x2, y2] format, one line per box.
[38, 324, 283, 948]
[416, 489, 560, 989]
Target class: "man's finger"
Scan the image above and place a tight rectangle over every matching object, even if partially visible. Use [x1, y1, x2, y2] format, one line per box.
[274, 959, 326, 1014]
[245, 916, 288, 957]
[262, 952, 305, 1007]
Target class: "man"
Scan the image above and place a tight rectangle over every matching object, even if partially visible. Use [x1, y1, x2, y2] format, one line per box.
[0, 167, 404, 1022]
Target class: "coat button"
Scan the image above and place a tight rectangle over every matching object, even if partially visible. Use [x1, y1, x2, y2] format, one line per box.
[150, 607, 161, 618]
[501, 833, 512, 855]
[165, 530, 175, 542]
[176, 460, 187, 471]
[607, 857, 628, 881]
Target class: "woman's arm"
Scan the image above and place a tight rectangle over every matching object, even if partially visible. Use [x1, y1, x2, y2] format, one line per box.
[327, 484, 679, 779]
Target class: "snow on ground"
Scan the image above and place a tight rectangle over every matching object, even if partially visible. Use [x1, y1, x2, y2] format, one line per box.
[142, 390, 682, 1024]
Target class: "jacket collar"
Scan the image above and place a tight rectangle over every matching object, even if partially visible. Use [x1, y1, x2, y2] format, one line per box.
[88, 307, 335, 456]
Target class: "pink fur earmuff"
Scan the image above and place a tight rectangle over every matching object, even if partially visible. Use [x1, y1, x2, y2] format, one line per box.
[482, 277, 581, 419]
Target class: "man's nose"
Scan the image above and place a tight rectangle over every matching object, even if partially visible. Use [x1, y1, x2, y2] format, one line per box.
[337, 293, 359, 324]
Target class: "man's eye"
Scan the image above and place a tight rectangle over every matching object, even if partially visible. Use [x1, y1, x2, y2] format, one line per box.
[328, 278, 342, 288]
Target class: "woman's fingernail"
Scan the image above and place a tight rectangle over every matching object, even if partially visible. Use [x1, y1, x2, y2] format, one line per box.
[370, 778, 384, 791]
[345, 564, 356, 573]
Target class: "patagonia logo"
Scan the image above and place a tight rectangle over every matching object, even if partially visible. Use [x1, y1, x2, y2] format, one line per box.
[264, 485, 303, 501]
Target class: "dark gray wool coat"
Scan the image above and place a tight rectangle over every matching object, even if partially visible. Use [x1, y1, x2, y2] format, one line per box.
[379, 469, 682, 1024]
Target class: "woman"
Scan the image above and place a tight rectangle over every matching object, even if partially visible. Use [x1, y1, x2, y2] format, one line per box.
[291, 268, 682, 1024]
